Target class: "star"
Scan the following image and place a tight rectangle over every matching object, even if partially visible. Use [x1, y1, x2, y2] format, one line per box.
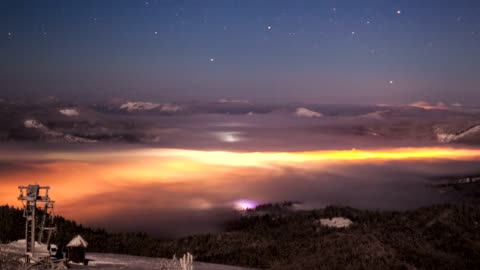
[389, 80, 395, 85]
[267, 25, 272, 30]
[351, 31, 356, 35]
[7, 32, 11, 36]
[154, 31, 158, 35]
[332, 8, 336, 12]
[210, 58, 214, 62]
[396, 10, 402, 15]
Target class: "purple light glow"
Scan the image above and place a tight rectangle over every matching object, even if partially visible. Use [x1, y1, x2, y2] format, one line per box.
[234, 199, 257, 211]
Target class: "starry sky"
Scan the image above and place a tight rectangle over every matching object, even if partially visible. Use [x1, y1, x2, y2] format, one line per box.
[1, 0, 480, 104]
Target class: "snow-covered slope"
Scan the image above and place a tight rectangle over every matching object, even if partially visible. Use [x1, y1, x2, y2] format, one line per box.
[120, 101, 183, 113]
[120, 101, 160, 111]
[295, 107, 322, 118]
[435, 125, 480, 143]
[24, 119, 96, 143]
[2, 241, 259, 270]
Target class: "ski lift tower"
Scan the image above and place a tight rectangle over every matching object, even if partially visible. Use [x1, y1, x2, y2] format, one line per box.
[18, 184, 57, 262]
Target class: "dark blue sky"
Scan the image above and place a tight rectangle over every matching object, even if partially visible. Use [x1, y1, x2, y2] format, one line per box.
[1, 0, 479, 104]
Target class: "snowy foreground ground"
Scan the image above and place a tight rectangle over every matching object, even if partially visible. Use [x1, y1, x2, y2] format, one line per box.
[70, 253, 258, 270]
[2, 241, 258, 270]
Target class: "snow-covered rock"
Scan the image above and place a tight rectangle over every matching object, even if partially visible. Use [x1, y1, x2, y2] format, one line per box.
[318, 217, 353, 228]
[24, 119, 45, 129]
[59, 108, 80, 116]
[295, 107, 322, 118]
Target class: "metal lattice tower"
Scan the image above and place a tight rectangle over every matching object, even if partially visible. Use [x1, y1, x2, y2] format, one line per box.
[18, 185, 57, 260]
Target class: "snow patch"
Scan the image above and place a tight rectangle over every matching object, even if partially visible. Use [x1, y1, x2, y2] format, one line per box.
[318, 217, 353, 228]
[59, 108, 79, 116]
[295, 107, 322, 118]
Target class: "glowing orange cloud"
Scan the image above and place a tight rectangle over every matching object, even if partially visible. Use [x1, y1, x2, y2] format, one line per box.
[1, 146, 480, 224]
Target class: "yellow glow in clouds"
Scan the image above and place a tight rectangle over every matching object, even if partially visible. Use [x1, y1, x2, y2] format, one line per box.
[136, 147, 480, 167]
[6, 147, 480, 167]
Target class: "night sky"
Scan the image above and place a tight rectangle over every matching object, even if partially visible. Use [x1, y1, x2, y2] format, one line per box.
[1, 0, 480, 104]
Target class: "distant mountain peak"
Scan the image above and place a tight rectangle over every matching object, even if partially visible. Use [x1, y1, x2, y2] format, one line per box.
[217, 99, 252, 105]
[295, 107, 322, 118]
[119, 101, 183, 113]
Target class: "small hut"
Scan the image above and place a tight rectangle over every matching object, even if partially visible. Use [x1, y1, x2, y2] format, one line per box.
[67, 235, 88, 264]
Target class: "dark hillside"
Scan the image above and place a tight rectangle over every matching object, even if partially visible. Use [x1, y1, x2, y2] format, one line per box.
[2, 204, 480, 269]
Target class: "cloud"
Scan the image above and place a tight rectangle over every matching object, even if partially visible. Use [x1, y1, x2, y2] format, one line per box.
[40, 158, 477, 238]
[0, 161, 45, 176]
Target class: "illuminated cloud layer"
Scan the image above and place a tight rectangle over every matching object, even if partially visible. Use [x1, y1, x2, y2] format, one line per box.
[1, 146, 479, 236]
